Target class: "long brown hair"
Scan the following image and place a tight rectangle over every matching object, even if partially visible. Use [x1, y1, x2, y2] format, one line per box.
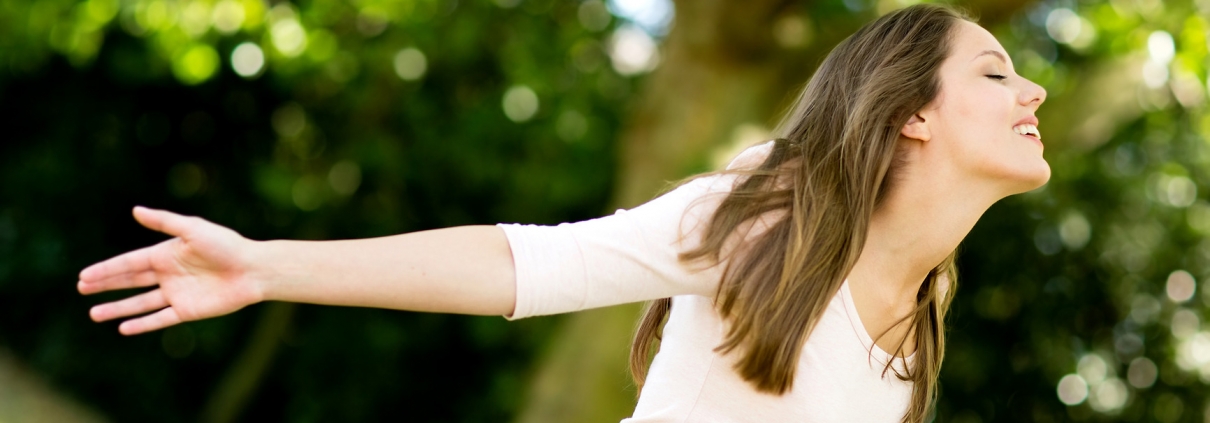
[629, 4, 972, 423]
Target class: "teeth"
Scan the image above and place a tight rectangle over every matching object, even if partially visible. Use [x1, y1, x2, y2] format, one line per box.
[1013, 123, 1041, 139]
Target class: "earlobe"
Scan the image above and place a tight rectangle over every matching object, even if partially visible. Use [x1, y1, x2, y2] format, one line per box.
[901, 113, 931, 142]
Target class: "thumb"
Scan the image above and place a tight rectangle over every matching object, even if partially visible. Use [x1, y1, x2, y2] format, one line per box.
[132, 206, 196, 238]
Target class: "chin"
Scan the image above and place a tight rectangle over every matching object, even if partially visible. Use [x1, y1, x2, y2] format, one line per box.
[969, 153, 1052, 195]
[1012, 160, 1052, 193]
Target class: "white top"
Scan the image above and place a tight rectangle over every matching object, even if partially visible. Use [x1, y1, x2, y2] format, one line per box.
[497, 141, 913, 422]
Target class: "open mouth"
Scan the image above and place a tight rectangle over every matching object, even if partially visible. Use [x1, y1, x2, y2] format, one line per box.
[1013, 124, 1041, 143]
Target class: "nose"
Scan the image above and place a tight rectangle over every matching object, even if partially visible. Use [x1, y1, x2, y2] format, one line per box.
[1020, 78, 1047, 107]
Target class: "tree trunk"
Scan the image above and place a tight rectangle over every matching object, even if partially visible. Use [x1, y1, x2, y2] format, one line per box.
[0, 348, 108, 423]
[202, 302, 296, 423]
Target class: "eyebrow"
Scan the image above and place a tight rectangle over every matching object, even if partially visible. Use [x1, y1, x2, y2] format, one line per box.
[972, 49, 1008, 64]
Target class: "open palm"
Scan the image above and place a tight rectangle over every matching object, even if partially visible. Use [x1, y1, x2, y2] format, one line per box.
[78, 206, 263, 335]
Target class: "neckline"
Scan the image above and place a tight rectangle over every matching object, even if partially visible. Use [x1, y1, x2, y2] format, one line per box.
[839, 279, 917, 366]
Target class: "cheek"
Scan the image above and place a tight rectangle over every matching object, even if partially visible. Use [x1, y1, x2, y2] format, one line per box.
[954, 87, 1009, 125]
[944, 88, 1012, 150]
[933, 90, 1030, 170]
[933, 96, 988, 154]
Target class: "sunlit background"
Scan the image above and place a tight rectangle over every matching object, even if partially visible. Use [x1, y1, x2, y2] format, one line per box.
[2, 0, 1210, 421]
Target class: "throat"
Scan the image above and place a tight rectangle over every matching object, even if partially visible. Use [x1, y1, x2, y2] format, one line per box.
[848, 281, 919, 357]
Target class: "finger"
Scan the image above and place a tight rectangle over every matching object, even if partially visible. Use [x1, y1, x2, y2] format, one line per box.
[132, 206, 197, 238]
[78, 243, 159, 282]
[90, 289, 168, 323]
[119, 307, 183, 335]
[78, 270, 160, 295]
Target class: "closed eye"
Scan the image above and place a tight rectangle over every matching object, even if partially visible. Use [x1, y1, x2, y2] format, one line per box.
[986, 74, 1007, 81]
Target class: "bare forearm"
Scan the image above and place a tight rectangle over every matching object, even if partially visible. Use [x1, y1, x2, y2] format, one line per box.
[255, 225, 517, 316]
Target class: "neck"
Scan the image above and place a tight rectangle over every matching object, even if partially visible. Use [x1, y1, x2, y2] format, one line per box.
[847, 165, 1004, 309]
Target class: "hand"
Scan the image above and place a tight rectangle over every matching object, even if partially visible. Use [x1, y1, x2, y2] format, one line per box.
[78, 206, 265, 335]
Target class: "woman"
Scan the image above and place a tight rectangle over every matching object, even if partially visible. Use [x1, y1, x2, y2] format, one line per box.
[78, 4, 1047, 422]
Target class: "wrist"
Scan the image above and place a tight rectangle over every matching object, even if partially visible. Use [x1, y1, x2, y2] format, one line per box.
[243, 239, 281, 304]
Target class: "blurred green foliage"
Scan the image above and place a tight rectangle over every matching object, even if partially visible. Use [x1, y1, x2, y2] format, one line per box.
[5, 0, 1210, 421]
[1, 0, 632, 420]
[941, 0, 1210, 421]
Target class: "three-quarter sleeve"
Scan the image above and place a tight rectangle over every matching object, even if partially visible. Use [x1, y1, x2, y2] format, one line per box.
[498, 141, 775, 320]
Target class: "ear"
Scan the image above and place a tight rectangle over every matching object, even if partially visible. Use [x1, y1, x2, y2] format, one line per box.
[901, 113, 931, 142]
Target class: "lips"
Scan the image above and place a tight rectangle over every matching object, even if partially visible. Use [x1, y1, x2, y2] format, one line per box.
[1013, 114, 1041, 144]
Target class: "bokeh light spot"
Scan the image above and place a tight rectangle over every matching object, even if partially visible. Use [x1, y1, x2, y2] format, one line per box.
[84, 0, 120, 28]
[328, 161, 362, 196]
[1178, 332, 1210, 370]
[578, 1, 611, 31]
[772, 14, 812, 49]
[355, 6, 390, 37]
[502, 85, 539, 122]
[609, 25, 659, 75]
[241, 0, 266, 31]
[1046, 9, 1081, 44]
[179, 1, 212, 38]
[136, 0, 172, 32]
[1170, 64, 1206, 108]
[1127, 357, 1158, 388]
[211, 0, 246, 34]
[306, 30, 338, 62]
[172, 44, 220, 85]
[1166, 176, 1197, 207]
[1041, 8, 1096, 49]
[1148, 31, 1176, 64]
[1057, 374, 1088, 405]
[393, 48, 427, 81]
[607, 0, 673, 35]
[1077, 354, 1109, 384]
[1033, 224, 1062, 255]
[231, 42, 265, 78]
[1143, 60, 1170, 89]
[1167, 270, 1196, 303]
[1058, 211, 1091, 250]
[271, 19, 307, 57]
[1171, 309, 1200, 338]
[1088, 377, 1128, 412]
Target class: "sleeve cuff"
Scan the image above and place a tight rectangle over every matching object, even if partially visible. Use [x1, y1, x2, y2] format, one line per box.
[496, 222, 589, 320]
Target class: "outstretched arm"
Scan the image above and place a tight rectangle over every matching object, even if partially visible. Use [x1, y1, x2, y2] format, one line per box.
[78, 206, 516, 336]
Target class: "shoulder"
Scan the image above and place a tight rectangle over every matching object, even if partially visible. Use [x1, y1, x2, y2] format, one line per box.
[724, 140, 777, 171]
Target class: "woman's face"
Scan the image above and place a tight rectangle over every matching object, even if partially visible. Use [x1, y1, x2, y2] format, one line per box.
[909, 20, 1050, 194]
